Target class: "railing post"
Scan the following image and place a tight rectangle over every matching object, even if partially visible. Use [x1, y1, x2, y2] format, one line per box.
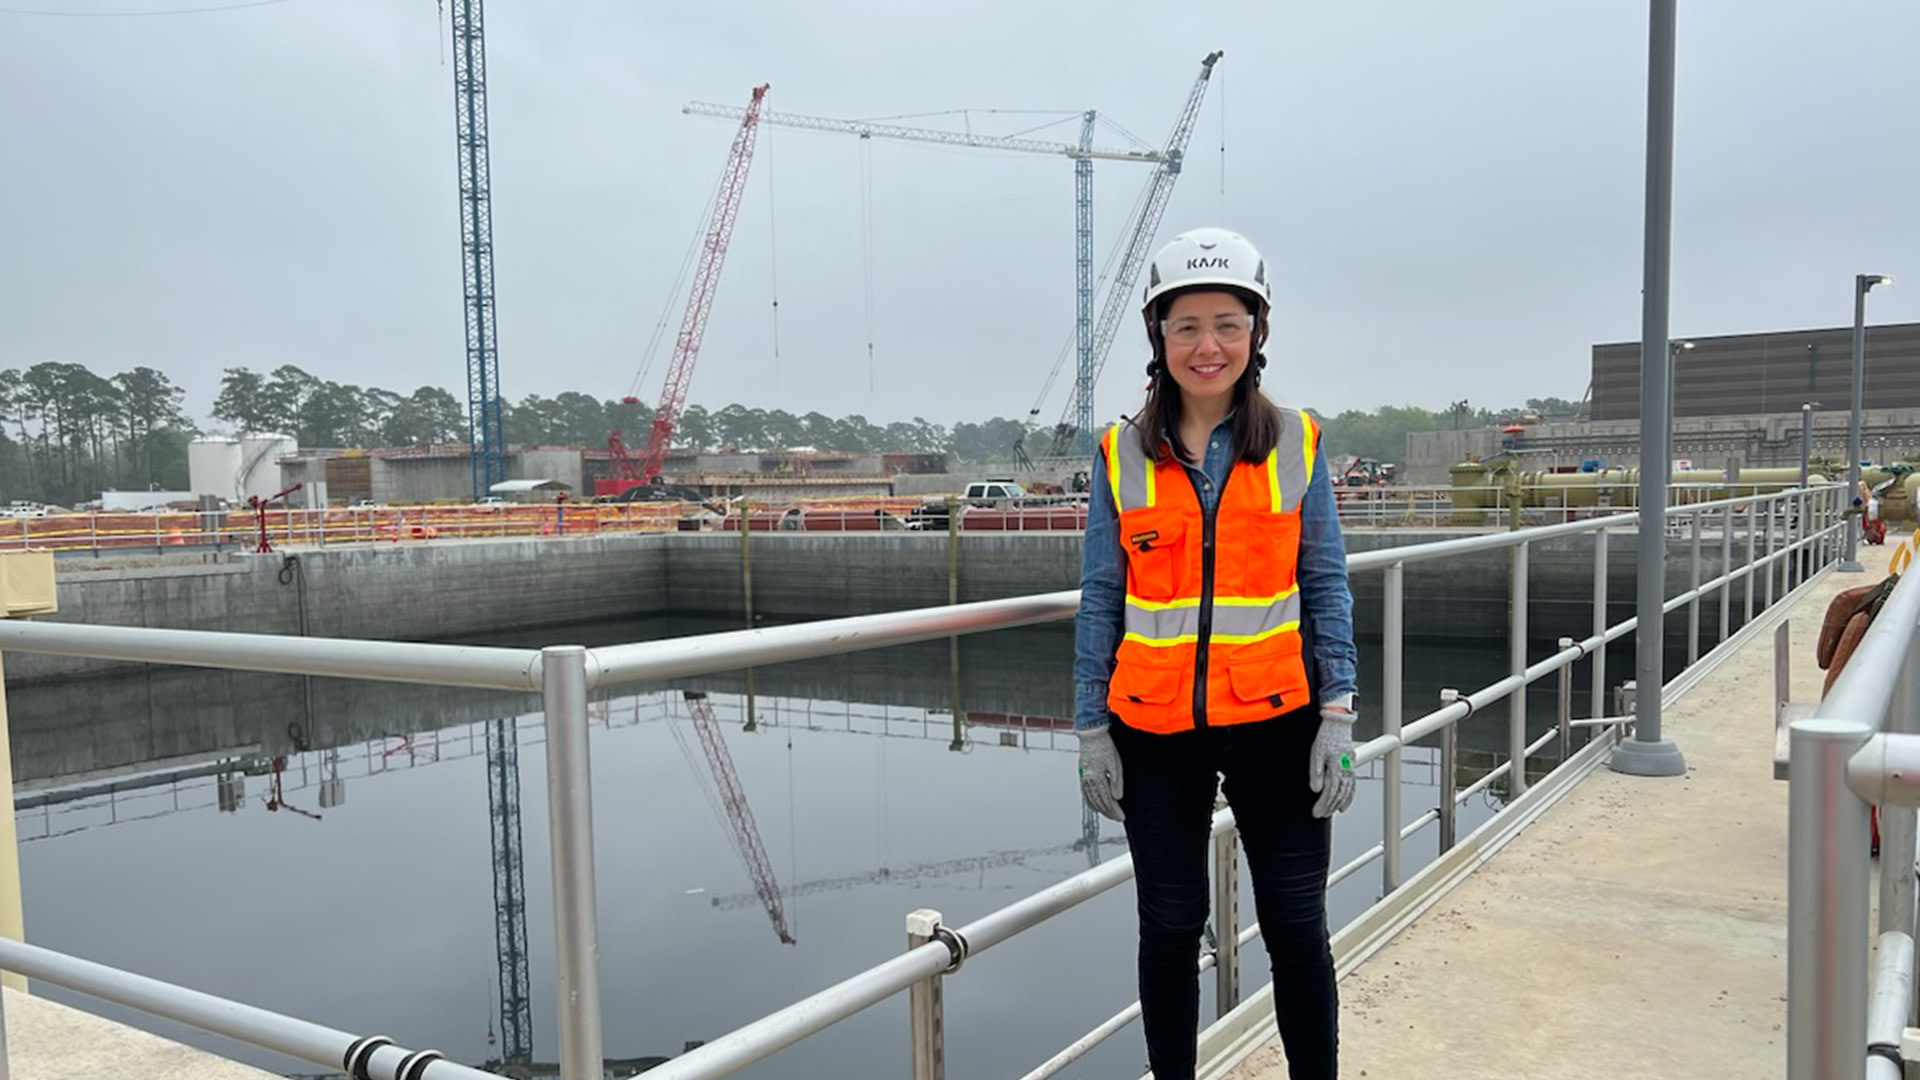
[907, 909, 947, 1080]
[1745, 501, 1756, 625]
[540, 645, 605, 1080]
[1438, 689, 1459, 854]
[1213, 824, 1240, 1017]
[1687, 511, 1702, 666]
[1592, 527, 1609, 723]
[1509, 541, 1529, 798]
[1557, 637, 1574, 766]
[1719, 504, 1733, 644]
[1786, 719, 1872, 1080]
[1383, 562, 1405, 895]
[1764, 500, 1777, 612]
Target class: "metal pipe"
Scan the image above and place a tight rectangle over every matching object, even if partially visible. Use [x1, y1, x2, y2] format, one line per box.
[1383, 562, 1405, 893]
[1882, 639, 1920, 939]
[541, 646, 604, 1080]
[0, 937, 497, 1080]
[1787, 719, 1873, 1080]
[591, 592, 1080, 688]
[1017, 1000, 1142, 1080]
[647, 822, 1163, 1080]
[1509, 542, 1530, 798]
[0, 620, 541, 691]
[1866, 931, 1913, 1080]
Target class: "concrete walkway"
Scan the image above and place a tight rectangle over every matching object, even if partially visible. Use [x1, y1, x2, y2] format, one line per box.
[1228, 543, 1895, 1080]
[3, 986, 280, 1078]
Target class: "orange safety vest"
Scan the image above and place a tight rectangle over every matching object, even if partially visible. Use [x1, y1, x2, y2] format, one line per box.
[1101, 411, 1320, 733]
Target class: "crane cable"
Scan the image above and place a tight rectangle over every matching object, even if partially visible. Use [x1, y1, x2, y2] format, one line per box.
[765, 118, 783, 396]
[860, 137, 877, 394]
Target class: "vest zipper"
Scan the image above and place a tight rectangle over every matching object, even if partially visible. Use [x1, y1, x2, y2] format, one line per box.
[1193, 468, 1228, 728]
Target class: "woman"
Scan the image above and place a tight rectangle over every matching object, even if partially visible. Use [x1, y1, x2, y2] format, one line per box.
[1073, 227, 1357, 1080]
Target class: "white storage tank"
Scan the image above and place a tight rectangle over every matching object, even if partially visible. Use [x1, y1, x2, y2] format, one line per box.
[237, 434, 297, 504]
[188, 439, 242, 502]
[188, 433, 298, 504]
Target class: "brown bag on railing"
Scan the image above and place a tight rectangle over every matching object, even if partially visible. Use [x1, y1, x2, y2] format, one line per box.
[1819, 575, 1900, 696]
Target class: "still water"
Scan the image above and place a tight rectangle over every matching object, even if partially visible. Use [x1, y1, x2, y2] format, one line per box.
[12, 615, 1671, 1079]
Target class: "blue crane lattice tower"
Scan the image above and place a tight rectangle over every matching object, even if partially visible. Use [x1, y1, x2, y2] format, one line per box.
[484, 717, 532, 1066]
[452, 0, 505, 499]
[1073, 112, 1096, 458]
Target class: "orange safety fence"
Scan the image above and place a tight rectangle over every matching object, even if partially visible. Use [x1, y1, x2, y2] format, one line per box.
[0, 493, 1101, 552]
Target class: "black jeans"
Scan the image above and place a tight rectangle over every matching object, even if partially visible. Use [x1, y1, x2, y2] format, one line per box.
[1112, 713, 1338, 1080]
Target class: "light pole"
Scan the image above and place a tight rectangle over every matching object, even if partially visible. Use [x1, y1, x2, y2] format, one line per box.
[1666, 339, 1694, 465]
[1841, 272, 1893, 572]
[1800, 402, 1820, 487]
[1614, 0, 1686, 779]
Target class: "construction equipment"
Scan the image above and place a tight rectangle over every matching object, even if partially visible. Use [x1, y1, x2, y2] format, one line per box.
[683, 691, 794, 945]
[607, 85, 771, 497]
[446, 0, 507, 500]
[1040, 50, 1223, 459]
[684, 85, 1181, 466]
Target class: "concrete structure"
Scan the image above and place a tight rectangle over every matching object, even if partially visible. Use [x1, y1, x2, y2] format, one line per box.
[186, 435, 297, 506]
[10, 527, 1752, 687]
[1591, 320, 1920, 422]
[1404, 407, 1920, 485]
[1225, 540, 1889, 1079]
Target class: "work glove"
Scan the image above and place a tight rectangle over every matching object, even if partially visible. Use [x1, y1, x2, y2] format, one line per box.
[1308, 707, 1357, 819]
[1078, 725, 1125, 822]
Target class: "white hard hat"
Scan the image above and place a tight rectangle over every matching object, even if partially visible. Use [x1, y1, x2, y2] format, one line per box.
[1140, 227, 1271, 321]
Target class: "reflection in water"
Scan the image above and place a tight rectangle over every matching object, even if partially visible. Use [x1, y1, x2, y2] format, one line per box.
[9, 617, 1647, 1078]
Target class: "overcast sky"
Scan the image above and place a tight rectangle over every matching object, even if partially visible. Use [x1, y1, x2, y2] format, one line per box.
[2, 0, 1915, 434]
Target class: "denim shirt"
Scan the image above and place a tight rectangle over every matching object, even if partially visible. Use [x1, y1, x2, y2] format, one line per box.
[1072, 415, 1358, 732]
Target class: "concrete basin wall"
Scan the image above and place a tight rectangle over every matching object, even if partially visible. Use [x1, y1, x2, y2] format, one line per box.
[11, 528, 1767, 684]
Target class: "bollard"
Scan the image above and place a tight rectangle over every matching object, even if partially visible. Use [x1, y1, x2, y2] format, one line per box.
[1213, 821, 1240, 1017]
[907, 909, 947, 1080]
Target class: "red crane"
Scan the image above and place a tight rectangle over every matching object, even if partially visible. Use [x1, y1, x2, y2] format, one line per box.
[683, 691, 794, 945]
[613, 83, 769, 495]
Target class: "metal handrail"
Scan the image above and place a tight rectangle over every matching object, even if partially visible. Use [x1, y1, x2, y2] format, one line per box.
[0, 482, 1845, 1080]
[1787, 532, 1920, 1080]
[0, 936, 495, 1080]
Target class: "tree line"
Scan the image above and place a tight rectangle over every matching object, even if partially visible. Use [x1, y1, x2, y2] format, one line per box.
[0, 359, 1574, 506]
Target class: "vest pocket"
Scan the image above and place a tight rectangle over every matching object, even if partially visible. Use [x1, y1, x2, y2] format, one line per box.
[1121, 514, 1185, 601]
[1108, 652, 1184, 712]
[1226, 636, 1307, 712]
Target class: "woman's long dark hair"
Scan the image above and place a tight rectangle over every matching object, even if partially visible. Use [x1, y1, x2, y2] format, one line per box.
[1133, 288, 1281, 465]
